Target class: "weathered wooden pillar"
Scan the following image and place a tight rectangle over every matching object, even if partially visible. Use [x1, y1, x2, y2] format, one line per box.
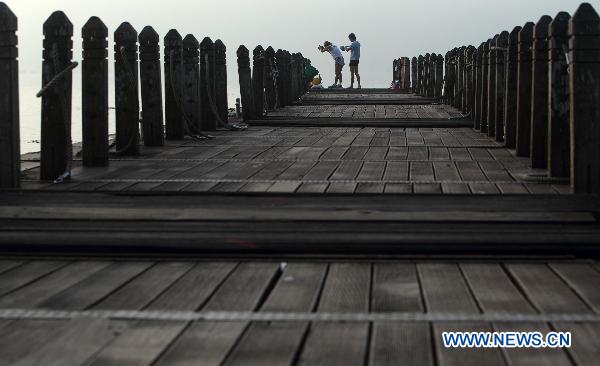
[411, 56, 417, 93]
[164, 30, 184, 140]
[264, 46, 277, 110]
[290, 53, 300, 102]
[516, 23, 534, 157]
[474, 44, 483, 129]
[494, 31, 508, 142]
[429, 54, 436, 97]
[393, 59, 399, 81]
[548, 12, 571, 178]
[182, 34, 200, 132]
[200, 37, 216, 131]
[480, 40, 490, 133]
[467, 46, 477, 117]
[237, 45, 254, 121]
[275, 49, 287, 107]
[297, 53, 306, 95]
[530, 15, 553, 168]
[504, 26, 521, 148]
[81, 17, 108, 167]
[0, 3, 19, 187]
[417, 55, 424, 95]
[403, 57, 411, 90]
[569, 3, 600, 193]
[114, 22, 139, 156]
[139, 26, 164, 146]
[214, 39, 228, 123]
[41, 11, 74, 180]
[435, 55, 444, 98]
[487, 35, 499, 137]
[252, 46, 264, 118]
[456, 48, 464, 110]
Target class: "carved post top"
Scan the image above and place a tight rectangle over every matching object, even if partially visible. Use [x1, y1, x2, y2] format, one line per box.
[237, 45, 250, 65]
[534, 15, 553, 40]
[0, 2, 17, 32]
[518, 22, 535, 44]
[550, 12, 571, 36]
[508, 26, 522, 46]
[139, 26, 159, 61]
[82, 16, 107, 40]
[200, 36, 214, 52]
[44, 11, 73, 37]
[139, 26, 159, 45]
[264, 46, 275, 57]
[497, 31, 509, 47]
[182, 35, 199, 64]
[114, 22, 137, 60]
[253, 45, 264, 57]
[214, 39, 226, 62]
[570, 2, 600, 36]
[164, 29, 182, 46]
[182, 34, 199, 48]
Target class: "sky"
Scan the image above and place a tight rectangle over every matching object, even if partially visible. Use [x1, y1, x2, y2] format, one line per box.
[3, 0, 592, 152]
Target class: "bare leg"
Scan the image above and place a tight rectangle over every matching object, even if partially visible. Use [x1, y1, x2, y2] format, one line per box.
[355, 66, 361, 87]
[350, 66, 356, 87]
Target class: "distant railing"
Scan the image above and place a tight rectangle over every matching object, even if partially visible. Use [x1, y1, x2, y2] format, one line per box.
[0, 2, 308, 187]
[404, 2, 600, 194]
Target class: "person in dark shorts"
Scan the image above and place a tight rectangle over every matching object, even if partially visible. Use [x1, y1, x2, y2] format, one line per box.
[343, 33, 361, 89]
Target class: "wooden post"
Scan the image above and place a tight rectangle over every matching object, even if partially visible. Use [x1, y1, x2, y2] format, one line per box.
[425, 53, 431, 97]
[474, 44, 484, 130]
[0, 3, 19, 187]
[393, 59, 399, 81]
[429, 53, 436, 97]
[164, 30, 184, 140]
[569, 3, 600, 193]
[275, 49, 287, 107]
[214, 39, 228, 123]
[480, 40, 490, 133]
[548, 12, 571, 178]
[494, 31, 509, 142]
[504, 26, 521, 148]
[139, 26, 164, 146]
[516, 22, 534, 157]
[411, 56, 417, 93]
[114, 22, 139, 156]
[530, 15, 553, 168]
[237, 45, 254, 121]
[252, 46, 264, 118]
[182, 34, 201, 132]
[467, 46, 477, 118]
[290, 53, 301, 102]
[487, 35, 499, 138]
[435, 55, 444, 99]
[456, 48, 464, 110]
[264, 46, 276, 110]
[41, 11, 74, 180]
[200, 37, 216, 131]
[417, 55, 424, 95]
[81, 17, 108, 167]
[297, 53, 306, 96]
[403, 57, 411, 90]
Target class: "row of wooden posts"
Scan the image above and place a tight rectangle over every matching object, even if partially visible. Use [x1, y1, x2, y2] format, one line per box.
[410, 2, 600, 194]
[0, 3, 307, 187]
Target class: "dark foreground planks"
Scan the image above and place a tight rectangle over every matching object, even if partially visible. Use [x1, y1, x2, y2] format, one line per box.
[0, 258, 597, 366]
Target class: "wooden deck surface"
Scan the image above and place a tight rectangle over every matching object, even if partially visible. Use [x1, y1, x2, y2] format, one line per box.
[0, 258, 598, 366]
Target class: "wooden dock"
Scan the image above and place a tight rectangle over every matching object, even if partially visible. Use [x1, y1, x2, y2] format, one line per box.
[1, 1, 600, 364]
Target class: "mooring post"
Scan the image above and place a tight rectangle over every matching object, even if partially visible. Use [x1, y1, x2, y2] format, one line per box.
[164, 30, 184, 140]
[290, 53, 299, 102]
[41, 11, 74, 180]
[530, 15, 553, 168]
[81, 17, 108, 167]
[569, 3, 600, 193]
[494, 31, 508, 142]
[297, 53, 305, 96]
[237, 45, 254, 121]
[252, 46, 264, 118]
[182, 34, 201, 132]
[548, 12, 571, 178]
[411, 57, 417, 93]
[426, 53, 432, 97]
[114, 22, 139, 156]
[0, 3, 19, 188]
[393, 59, 398, 81]
[430, 54, 437, 97]
[435, 55, 444, 98]
[214, 39, 228, 123]
[457, 48, 464, 110]
[516, 23, 534, 157]
[275, 49, 287, 107]
[403, 57, 411, 90]
[504, 26, 521, 148]
[200, 37, 216, 131]
[264, 46, 277, 110]
[417, 55, 424, 95]
[487, 35, 499, 138]
[468, 46, 477, 118]
[139, 26, 164, 146]
[474, 44, 483, 129]
[480, 40, 490, 133]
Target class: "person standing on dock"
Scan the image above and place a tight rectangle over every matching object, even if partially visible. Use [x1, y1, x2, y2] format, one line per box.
[342, 33, 361, 89]
[318, 41, 345, 88]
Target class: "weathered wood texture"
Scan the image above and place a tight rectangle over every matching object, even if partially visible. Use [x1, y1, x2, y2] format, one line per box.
[569, 3, 600, 193]
[494, 32, 508, 142]
[474, 44, 484, 130]
[548, 12, 571, 178]
[252, 46, 265, 119]
[487, 35, 499, 138]
[411, 56, 417, 93]
[237, 45, 254, 121]
[40, 11, 73, 180]
[480, 40, 490, 133]
[214, 39, 229, 123]
[516, 23, 534, 157]
[114, 22, 139, 156]
[139, 26, 164, 147]
[182, 34, 201, 132]
[504, 26, 521, 149]
[0, 3, 20, 187]
[264, 46, 277, 111]
[530, 16, 552, 169]
[164, 30, 184, 140]
[276, 49, 288, 107]
[200, 37, 216, 131]
[81, 17, 108, 167]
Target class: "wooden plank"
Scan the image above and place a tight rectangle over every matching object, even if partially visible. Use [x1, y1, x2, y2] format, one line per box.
[413, 183, 442, 194]
[370, 323, 432, 366]
[550, 263, 600, 313]
[297, 182, 329, 193]
[0, 320, 69, 365]
[384, 183, 412, 194]
[469, 183, 500, 194]
[302, 161, 338, 180]
[358, 161, 386, 180]
[0, 260, 66, 297]
[330, 161, 362, 181]
[40, 262, 152, 310]
[0, 260, 25, 276]
[441, 183, 471, 194]
[327, 182, 357, 193]
[297, 323, 370, 366]
[0, 261, 110, 308]
[433, 162, 461, 181]
[95, 262, 193, 310]
[410, 162, 434, 181]
[356, 183, 385, 194]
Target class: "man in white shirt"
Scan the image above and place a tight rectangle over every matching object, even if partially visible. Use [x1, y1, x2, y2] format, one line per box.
[318, 41, 345, 88]
[343, 33, 361, 89]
